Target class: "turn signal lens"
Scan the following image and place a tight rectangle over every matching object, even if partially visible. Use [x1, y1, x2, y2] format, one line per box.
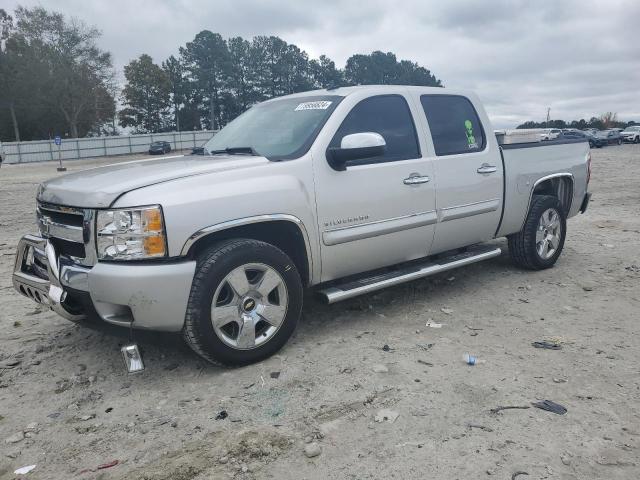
[144, 235, 166, 256]
[144, 208, 163, 232]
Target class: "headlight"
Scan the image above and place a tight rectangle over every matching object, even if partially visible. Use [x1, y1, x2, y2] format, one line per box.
[96, 205, 167, 260]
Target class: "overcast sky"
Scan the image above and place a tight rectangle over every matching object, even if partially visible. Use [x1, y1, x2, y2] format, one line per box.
[10, 0, 640, 128]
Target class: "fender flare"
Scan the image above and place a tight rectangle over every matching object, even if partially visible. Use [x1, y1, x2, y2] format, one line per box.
[180, 214, 314, 284]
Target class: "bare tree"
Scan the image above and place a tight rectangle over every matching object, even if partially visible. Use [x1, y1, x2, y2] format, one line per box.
[600, 112, 618, 129]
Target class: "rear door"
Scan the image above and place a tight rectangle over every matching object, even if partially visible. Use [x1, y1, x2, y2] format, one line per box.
[415, 94, 504, 254]
[312, 92, 437, 282]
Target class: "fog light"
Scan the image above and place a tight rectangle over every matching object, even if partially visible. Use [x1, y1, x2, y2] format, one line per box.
[121, 344, 145, 374]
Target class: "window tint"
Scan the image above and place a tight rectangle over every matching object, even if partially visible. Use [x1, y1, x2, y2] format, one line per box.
[420, 95, 486, 156]
[329, 95, 420, 164]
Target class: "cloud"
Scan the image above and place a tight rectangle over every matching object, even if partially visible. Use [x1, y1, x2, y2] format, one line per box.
[9, 0, 640, 127]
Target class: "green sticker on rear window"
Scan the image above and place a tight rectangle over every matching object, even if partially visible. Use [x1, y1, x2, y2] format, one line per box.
[465, 120, 478, 149]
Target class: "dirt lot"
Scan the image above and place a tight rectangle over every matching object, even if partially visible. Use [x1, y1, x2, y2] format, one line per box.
[1, 146, 639, 479]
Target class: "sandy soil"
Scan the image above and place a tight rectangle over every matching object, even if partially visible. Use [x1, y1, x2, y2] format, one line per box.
[0, 146, 639, 479]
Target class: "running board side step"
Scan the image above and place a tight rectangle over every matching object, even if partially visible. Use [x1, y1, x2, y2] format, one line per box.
[318, 245, 502, 304]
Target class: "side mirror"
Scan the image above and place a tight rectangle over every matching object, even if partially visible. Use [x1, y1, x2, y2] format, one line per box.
[327, 132, 386, 171]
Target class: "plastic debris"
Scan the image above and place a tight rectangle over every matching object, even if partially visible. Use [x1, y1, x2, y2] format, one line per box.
[14, 465, 36, 475]
[463, 353, 484, 365]
[425, 321, 443, 328]
[532, 341, 561, 350]
[440, 308, 454, 315]
[97, 460, 119, 470]
[215, 410, 228, 420]
[532, 400, 567, 415]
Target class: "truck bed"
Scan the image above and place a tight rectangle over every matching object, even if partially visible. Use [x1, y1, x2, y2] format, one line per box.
[496, 137, 590, 237]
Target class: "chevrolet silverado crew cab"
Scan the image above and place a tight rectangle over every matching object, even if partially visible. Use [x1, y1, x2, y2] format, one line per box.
[13, 86, 592, 366]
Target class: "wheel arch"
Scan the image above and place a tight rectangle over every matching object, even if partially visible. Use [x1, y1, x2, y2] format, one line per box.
[181, 215, 312, 286]
[530, 173, 574, 217]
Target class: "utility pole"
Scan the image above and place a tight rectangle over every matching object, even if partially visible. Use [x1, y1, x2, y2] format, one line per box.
[546, 107, 551, 128]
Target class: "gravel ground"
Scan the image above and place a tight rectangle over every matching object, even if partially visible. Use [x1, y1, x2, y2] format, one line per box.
[0, 146, 639, 479]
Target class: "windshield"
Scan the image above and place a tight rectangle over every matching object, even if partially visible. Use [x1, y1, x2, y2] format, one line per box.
[624, 126, 640, 132]
[203, 95, 343, 160]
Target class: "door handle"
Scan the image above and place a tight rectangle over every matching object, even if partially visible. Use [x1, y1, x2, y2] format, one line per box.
[403, 175, 430, 185]
[477, 163, 497, 174]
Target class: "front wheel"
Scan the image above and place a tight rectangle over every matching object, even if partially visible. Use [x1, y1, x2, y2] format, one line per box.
[617, 139, 622, 145]
[634, 137, 640, 144]
[183, 239, 303, 366]
[508, 195, 567, 270]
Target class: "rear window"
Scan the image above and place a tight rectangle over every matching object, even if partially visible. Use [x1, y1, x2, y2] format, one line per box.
[420, 95, 486, 156]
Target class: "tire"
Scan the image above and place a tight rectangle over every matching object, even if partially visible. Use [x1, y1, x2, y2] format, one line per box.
[617, 139, 622, 145]
[183, 239, 303, 366]
[508, 195, 567, 270]
[589, 140, 594, 148]
[634, 136, 640, 144]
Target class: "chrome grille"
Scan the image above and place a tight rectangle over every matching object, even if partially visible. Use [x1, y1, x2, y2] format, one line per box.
[36, 202, 97, 266]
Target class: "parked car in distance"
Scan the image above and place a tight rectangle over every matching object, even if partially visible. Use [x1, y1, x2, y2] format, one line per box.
[597, 129, 623, 145]
[13, 85, 592, 366]
[540, 128, 562, 141]
[621, 125, 640, 143]
[191, 146, 206, 155]
[561, 130, 606, 148]
[149, 141, 172, 155]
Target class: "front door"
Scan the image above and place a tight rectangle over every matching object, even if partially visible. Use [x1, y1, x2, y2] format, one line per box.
[415, 93, 504, 254]
[312, 92, 437, 282]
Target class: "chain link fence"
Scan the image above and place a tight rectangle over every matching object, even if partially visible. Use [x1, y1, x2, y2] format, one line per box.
[1, 130, 216, 164]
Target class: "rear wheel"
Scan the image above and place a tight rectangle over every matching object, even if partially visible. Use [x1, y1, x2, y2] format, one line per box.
[508, 195, 566, 270]
[183, 239, 303, 366]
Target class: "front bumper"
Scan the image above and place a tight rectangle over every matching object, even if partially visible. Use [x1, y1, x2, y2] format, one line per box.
[13, 235, 196, 332]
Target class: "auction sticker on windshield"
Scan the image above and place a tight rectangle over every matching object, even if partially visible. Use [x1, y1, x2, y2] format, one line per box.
[295, 101, 332, 111]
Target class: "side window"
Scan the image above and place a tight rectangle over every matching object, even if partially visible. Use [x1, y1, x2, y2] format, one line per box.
[329, 95, 420, 164]
[420, 95, 486, 156]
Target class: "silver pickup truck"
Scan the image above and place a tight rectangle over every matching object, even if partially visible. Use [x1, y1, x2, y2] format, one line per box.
[13, 86, 591, 366]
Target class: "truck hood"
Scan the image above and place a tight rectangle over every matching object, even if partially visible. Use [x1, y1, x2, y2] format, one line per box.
[37, 154, 270, 208]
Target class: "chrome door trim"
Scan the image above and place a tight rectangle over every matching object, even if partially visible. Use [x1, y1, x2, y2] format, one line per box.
[403, 175, 430, 185]
[476, 163, 497, 174]
[180, 214, 313, 283]
[322, 210, 437, 246]
[439, 198, 501, 222]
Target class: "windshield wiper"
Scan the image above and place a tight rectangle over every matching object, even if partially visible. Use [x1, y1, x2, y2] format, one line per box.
[209, 147, 260, 156]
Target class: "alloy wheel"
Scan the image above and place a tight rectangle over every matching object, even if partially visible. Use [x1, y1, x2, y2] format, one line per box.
[536, 208, 562, 260]
[210, 263, 288, 350]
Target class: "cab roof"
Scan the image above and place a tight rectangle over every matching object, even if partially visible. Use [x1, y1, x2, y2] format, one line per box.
[269, 85, 465, 100]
